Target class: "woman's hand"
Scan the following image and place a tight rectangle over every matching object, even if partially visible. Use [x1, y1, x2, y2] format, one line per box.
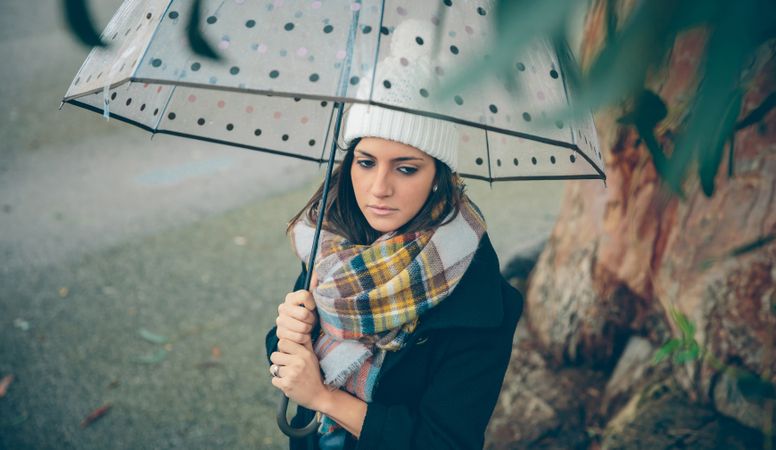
[275, 292, 317, 350]
[271, 270, 326, 410]
[270, 338, 330, 411]
[275, 271, 318, 350]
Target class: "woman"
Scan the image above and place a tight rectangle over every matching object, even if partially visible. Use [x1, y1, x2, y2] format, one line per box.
[265, 101, 523, 450]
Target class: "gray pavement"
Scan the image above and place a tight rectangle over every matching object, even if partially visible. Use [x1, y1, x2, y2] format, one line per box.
[0, 2, 569, 449]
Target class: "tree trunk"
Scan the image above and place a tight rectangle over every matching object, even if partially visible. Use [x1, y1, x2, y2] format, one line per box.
[487, 1, 775, 448]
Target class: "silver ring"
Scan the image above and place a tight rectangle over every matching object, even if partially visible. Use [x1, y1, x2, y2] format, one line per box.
[270, 364, 281, 378]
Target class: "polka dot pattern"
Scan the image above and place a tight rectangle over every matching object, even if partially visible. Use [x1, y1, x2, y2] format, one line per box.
[63, 0, 604, 181]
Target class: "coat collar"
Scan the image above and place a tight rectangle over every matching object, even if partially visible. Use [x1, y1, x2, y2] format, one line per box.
[416, 233, 505, 332]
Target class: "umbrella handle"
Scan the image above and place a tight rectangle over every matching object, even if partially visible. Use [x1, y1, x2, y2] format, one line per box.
[277, 393, 320, 438]
[275, 101, 345, 439]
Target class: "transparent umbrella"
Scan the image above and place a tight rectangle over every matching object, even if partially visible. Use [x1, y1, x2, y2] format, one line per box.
[61, 0, 605, 439]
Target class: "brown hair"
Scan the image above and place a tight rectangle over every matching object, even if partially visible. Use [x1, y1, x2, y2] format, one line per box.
[287, 137, 466, 245]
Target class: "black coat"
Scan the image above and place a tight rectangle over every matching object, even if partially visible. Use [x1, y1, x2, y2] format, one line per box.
[265, 233, 523, 449]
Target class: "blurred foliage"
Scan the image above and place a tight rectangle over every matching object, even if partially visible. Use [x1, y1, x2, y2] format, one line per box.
[63, 0, 220, 60]
[63, 0, 776, 198]
[699, 233, 776, 269]
[437, 0, 776, 198]
[186, 0, 222, 61]
[62, 0, 106, 47]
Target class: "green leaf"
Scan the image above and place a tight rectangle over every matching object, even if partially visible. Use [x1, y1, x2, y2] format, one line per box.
[686, 321, 696, 341]
[672, 309, 694, 339]
[138, 328, 168, 344]
[668, 1, 723, 30]
[604, 0, 617, 46]
[431, 1, 450, 62]
[698, 258, 716, 270]
[551, 32, 582, 99]
[1, 411, 29, 427]
[492, 0, 572, 38]
[618, 90, 668, 129]
[698, 234, 774, 269]
[729, 234, 776, 257]
[135, 348, 167, 365]
[574, 0, 677, 113]
[737, 372, 776, 402]
[63, 0, 106, 48]
[434, 0, 573, 103]
[618, 90, 672, 179]
[665, 0, 763, 197]
[187, 0, 221, 60]
[687, 340, 700, 360]
[727, 134, 735, 178]
[673, 350, 697, 364]
[735, 92, 776, 131]
[653, 338, 680, 363]
[699, 91, 742, 197]
[644, 128, 674, 187]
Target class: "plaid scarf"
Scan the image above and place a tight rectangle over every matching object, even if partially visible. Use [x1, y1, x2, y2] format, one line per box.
[289, 195, 486, 436]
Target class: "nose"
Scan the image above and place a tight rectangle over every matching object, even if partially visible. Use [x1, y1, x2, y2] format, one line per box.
[369, 167, 393, 198]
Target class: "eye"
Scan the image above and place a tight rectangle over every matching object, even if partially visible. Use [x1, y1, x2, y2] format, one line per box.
[356, 159, 375, 168]
[398, 166, 418, 175]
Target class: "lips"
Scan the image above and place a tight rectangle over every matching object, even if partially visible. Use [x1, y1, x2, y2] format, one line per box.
[367, 205, 397, 216]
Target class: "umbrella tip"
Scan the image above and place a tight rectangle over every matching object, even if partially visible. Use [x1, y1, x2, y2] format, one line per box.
[58, 101, 65, 111]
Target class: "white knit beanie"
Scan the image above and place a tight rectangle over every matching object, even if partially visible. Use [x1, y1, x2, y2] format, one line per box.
[343, 103, 459, 171]
[343, 21, 459, 171]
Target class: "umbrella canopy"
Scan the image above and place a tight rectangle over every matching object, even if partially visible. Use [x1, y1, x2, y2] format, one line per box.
[61, 0, 606, 438]
[62, 0, 605, 182]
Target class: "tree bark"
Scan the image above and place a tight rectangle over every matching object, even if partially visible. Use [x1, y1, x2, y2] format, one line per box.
[488, 1, 776, 447]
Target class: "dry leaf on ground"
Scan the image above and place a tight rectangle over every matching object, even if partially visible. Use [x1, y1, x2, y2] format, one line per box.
[80, 403, 112, 428]
[0, 375, 15, 397]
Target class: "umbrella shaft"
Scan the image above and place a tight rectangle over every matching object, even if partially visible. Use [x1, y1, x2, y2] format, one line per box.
[278, 101, 346, 439]
[304, 101, 345, 290]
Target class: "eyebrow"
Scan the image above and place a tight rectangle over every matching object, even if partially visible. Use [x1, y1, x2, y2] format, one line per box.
[355, 149, 426, 162]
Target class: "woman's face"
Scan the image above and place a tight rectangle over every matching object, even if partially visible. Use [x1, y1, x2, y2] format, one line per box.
[351, 137, 437, 233]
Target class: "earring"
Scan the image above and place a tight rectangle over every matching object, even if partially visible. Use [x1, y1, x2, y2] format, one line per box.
[432, 184, 438, 193]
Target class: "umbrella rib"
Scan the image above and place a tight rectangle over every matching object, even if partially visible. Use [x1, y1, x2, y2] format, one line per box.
[65, 78, 596, 157]
[63, 99, 326, 164]
[554, 39, 606, 181]
[461, 173, 604, 182]
[320, 105, 337, 164]
[572, 143, 607, 180]
[363, 100, 581, 150]
[153, 84, 178, 132]
[144, 0, 178, 133]
[484, 129, 493, 184]
[320, 0, 363, 164]
[557, 41, 573, 117]
[123, 0, 176, 129]
[337, 0, 361, 99]
[65, 99, 156, 133]
[133, 0, 175, 80]
[368, 0, 388, 103]
[158, 129, 325, 163]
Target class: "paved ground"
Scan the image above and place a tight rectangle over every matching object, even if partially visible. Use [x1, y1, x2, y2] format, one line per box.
[0, 2, 571, 448]
[1, 174, 566, 450]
